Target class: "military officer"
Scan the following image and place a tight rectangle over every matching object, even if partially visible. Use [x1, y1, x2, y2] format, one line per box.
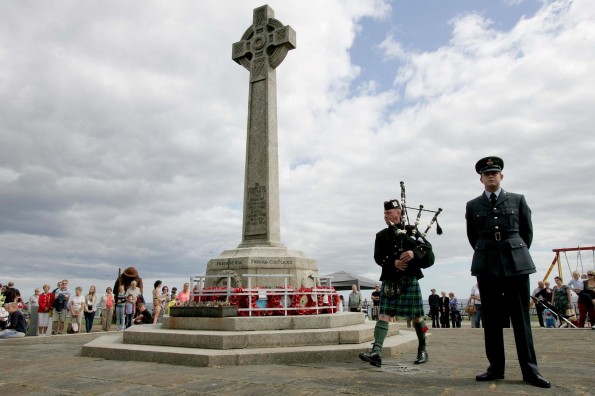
[465, 156, 550, 388]
[359, 199, 434, 367]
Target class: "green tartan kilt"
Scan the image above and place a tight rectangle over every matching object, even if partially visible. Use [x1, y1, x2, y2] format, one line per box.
[379, 277, 424, 318]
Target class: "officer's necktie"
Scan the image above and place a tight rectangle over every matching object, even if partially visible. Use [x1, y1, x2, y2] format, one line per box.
[490, 192, 497, 206]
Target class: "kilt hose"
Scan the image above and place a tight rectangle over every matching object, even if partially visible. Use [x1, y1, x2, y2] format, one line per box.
[380, 277, 424, 318]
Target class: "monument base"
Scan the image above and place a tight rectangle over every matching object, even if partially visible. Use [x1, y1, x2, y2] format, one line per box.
[205, 247, 319, 289]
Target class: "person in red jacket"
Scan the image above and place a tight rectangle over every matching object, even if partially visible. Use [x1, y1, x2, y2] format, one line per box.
[37, 284, 55, 336]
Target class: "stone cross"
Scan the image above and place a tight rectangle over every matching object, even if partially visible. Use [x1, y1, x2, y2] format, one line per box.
[232, 5, 296, 248]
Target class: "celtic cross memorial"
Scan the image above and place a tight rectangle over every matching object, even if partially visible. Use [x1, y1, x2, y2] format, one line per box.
[232, 4, 295, 247]
[205, 5, 319, 289]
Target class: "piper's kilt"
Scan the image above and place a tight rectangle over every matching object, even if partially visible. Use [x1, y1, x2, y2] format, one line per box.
[379, 277, 424, 318]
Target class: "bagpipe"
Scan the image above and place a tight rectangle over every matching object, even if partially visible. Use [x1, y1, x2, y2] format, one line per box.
[391, 181, 443, 247]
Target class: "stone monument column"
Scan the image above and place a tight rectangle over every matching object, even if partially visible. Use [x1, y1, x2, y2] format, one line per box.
[205, 5, 319, 289]
[232, 4, 295, 248]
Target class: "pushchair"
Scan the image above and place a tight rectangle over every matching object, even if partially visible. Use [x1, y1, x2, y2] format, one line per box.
[531, 296, 577, 328]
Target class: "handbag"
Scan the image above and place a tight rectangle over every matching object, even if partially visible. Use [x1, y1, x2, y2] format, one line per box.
[565, 307, 577, 320]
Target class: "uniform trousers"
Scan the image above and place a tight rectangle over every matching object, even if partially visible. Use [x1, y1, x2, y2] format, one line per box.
[477, 274, 539, 378]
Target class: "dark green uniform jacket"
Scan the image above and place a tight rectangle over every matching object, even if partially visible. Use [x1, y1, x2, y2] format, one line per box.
[465, 189, 536, 277]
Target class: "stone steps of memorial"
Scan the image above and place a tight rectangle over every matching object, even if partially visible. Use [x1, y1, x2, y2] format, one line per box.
[122, 321, 399, 349]
[161, 311, 366, 331]
[82, 329, 420, 367]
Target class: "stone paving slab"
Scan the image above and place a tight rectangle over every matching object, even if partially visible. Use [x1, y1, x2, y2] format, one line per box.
[0, 327, 593, 395]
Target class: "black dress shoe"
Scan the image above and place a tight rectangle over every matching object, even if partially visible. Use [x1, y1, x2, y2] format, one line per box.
[523, 373, 551, 388]
[359, 351, 382, 367]
[476, 371, 504, 381]
[414, 350, 428, 364]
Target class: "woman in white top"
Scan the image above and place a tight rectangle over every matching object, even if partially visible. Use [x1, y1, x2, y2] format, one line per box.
[69, 287, 85, 334]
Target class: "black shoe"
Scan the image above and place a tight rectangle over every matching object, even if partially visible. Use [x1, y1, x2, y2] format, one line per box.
[476, 371, 504, 381]
[414, 350, 428, 364]
[523, 373, 551, 388]
[359, 351, 382, 367]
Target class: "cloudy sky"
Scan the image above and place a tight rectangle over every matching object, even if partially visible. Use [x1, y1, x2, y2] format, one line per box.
[1, 0, 594, 302]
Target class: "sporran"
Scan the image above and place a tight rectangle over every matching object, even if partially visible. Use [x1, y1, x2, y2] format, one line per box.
[383, 280, 401, 298]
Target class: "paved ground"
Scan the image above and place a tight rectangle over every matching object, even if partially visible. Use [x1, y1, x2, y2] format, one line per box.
[0, 325, 593, 396]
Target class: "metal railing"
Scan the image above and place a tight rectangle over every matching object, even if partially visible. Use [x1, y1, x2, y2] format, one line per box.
[186, 274, 340, 316]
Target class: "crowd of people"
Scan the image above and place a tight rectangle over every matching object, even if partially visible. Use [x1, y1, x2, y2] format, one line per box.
[0, 279, 196, 338]
[532, 271, 595, 329]
[2, 269, 591, 340]
[339, 277, 593, 331]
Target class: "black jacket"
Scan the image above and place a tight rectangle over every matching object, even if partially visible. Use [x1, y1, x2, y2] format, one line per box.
[428, 294, 440, 310]
[374, 226, 434, 281]
[465, 189, 536, 277]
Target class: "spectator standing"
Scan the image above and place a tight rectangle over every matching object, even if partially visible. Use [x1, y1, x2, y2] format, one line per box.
[531, 281, 545, 327]
[26, 288, 41, 336]
[449, 292, 461, 328]
[166, 288, 178, 314]
[177, 283, 191, 304]
[466, 295, 477, 327]
[470, 283, 482, 328]
[124, 294, 135, 328]
[535, 281, 553, 319]
[577, 270, 594, 328]
[348, 284, 362, 312]
[99, 287, 115, 331]
[52, 280, 71, 335]
[428, 289, 440, 328]
[552, 276, 572, 327]
[362, 298, 370, 318]
[115, 285, 126, 331]
[37, 284, 54, 336]
[0, 302, 26, 338]
[439, 291, 450, 328]
[567, 271, 584, 295]
[125, 281, 141, 305]
[69, 287, 85, 334]
[84, 286, 98, 333]
[152, 280, 164, 324]
[161, 286, 171, 316]
[3, 281, 18, 304]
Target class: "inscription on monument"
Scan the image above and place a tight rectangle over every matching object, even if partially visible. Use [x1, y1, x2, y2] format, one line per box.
[246, 183, 267, 227]
[250, 259, 293, 265]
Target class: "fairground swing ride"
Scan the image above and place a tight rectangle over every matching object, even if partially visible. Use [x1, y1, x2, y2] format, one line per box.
[543, 246, 595, 283]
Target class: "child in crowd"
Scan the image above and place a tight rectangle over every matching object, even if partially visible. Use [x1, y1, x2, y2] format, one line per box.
[124, 294, 135, 329]
[544, 309, 556, 328]
[0, 302, 27, 338]
[133, 302, 153, 325]
[115, 285, 126, 331]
